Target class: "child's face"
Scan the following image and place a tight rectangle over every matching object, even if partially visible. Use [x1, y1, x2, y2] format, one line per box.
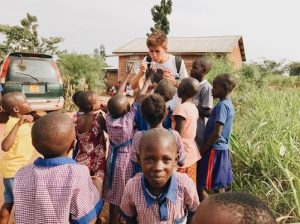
[148, 46, 167, 63]
[190, 61, 206, 80]
[212, 82, 227, 99]
[16, 95, 31, 115]
[139, 140, 178, 189]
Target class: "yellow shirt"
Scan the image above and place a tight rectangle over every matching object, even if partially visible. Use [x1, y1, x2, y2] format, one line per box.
[0, 117, 34, 178]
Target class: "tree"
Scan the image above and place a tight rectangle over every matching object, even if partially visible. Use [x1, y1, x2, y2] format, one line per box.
[149, 0, 172, 35]
[93, 44, 106, 61]
[0, 13, 63, 57]
[287, 62, 300, 76]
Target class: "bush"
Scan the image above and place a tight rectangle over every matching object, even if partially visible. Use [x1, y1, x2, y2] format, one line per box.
[57, 53, 106, 111]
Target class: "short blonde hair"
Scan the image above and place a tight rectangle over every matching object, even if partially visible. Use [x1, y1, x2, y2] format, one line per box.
[146, 30, 168, 50]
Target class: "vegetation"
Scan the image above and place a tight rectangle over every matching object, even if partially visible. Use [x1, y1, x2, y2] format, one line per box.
[57, 53, 106, 111]
[0, 14, 107, 111]
[149, 0, 172, 35]
[0, 13, 64, 57]
[207, 57, 300, 223]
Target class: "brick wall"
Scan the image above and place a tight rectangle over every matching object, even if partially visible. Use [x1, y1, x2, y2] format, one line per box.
[113, 51, 243, 86]
[229, 43, 243, 69]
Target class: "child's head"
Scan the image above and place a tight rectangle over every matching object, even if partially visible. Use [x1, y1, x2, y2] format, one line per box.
[146, 68, 164, 84]
[146, 30, 168, 63]
[177, 77, 200, 100]
[2, 92, 31, 116]
[31, 111, 76, 158]
[212, 74, 236, 99]
[192, 192, 276, 224]
[154, 79, 176, 102]
[76, 91, 101, 113]
[107, 95, 130, 119]
[139, 128, 178, 188]
[72, 91, 83, 108]
[190, 58, 212, 81]
[141, 94, 166, 127]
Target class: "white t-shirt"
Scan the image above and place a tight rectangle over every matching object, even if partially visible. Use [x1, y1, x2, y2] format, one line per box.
[143, 54, 189, 111]
[143, 54, 188, 79]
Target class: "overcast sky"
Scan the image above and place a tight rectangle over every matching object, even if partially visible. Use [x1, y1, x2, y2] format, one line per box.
[0, 0, 299, 66]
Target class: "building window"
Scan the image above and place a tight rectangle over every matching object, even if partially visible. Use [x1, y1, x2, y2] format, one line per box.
[126, 60, 140, 75]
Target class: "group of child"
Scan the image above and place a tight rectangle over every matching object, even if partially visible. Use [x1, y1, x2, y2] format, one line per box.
[0, 30, 277, 224]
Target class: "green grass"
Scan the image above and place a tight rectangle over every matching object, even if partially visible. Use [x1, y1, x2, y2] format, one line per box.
[230, 75, 300, 223]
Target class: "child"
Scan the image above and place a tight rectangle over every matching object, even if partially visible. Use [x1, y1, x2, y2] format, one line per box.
[0, 92, 34, 224]
[190, 58, 214, 196]
[131, 93, 185, 173]
[135, 78, 176, 131]
[103, 72, 151, 224]
[13, 112, 103, 224]
[71, 90, 84, 159]
[172, 78, 200, 183]
[197, 74, 236, 201]
[121, 128, 199, 224]
[192, 192, 277, 224]
[190, 58, 213, 149]
[75, 91, 107, 196]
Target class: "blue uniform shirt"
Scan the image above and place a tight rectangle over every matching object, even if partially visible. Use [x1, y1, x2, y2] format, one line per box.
[134, 103, 173, 131]
[204, 98, 234, 150]
[0, 84, 3, 92]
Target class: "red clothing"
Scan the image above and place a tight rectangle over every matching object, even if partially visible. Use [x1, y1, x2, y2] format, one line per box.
[75, 113, 106, 178]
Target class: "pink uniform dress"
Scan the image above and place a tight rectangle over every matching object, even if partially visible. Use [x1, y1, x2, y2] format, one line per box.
[172, 102, 200, 183]
[120, 172, 199, 224]
[103, 105, 137, 206]
[75, 112, 106, 178]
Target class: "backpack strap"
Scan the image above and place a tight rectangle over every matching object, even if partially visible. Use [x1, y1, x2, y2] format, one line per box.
[175, 56, 182, 75]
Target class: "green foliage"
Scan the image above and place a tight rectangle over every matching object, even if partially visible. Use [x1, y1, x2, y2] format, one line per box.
[149, 0, 172, 35]
[0, 13, 63, 58]
[57, 53, 107, 111]
[231, 77, 300, 223]
[253, 59, 285, 75]
[208, 58, 300, 222]
[287, 62, 300, 76]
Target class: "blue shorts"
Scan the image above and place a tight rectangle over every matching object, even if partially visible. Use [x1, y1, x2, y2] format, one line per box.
[197, 148, 233, 190]
[3, 178, 14, 204]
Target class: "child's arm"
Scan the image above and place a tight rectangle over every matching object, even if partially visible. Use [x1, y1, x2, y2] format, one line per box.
[133, 75, 152, 103]
[200, 122, 223, 156]
[97, 112, 107, 133]
[130, 62, 146, 90]
[173, 115, 186, 135]
[1, 115, 33, 152]
[198, 107, 212, 118]
[117, 65, 134, 95]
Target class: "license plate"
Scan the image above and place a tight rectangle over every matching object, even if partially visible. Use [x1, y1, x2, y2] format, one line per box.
[29, 85, 40, 93]
[23, 85, 46, 94]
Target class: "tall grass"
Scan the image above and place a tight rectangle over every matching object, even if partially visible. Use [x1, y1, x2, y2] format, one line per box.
[232, 75, 300, 223]
[206, 58, 300, 223]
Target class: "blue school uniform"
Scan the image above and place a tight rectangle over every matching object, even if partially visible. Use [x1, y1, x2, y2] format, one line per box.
[134, 103, 173, 131]
[197, 98, 234, 190]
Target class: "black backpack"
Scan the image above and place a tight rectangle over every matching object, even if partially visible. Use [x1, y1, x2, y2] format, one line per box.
[145, 55, 182, 76]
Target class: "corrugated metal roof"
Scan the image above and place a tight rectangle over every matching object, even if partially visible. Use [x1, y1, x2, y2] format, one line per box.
[113, 36, 246, 60]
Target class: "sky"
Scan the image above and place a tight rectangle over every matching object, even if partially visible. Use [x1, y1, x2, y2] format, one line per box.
[0, 0, 299, 66]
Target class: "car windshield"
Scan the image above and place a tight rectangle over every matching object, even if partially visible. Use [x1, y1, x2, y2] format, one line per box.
[6, 57, 59, 83]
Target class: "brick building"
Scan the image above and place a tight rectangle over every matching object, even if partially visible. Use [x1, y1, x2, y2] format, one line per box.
[107, 35, 246, 86]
